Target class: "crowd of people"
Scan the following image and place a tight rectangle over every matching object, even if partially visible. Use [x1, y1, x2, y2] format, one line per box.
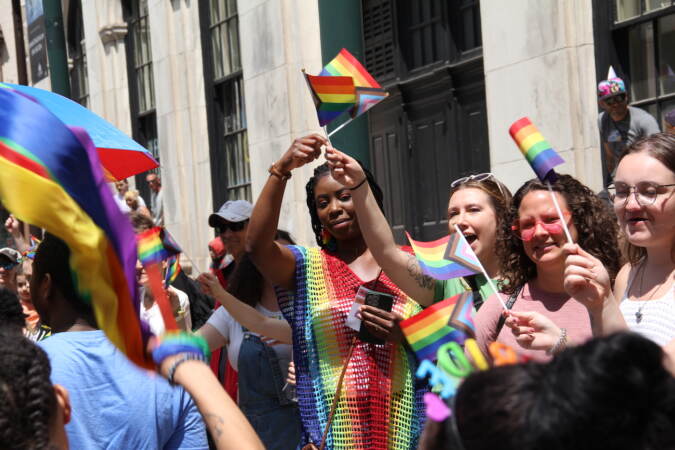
[0, 72, 674, 450]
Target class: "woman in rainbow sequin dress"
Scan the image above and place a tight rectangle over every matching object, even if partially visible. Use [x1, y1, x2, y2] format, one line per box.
[247, 134, 425, 449]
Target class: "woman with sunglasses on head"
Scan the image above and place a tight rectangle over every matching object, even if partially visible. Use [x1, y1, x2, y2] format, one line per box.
[474, 174, 623, 362]
[246, 135, 425, 450]
[324, 149, 511, 310]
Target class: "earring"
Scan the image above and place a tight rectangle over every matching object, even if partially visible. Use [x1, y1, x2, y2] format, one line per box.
[321, 228, 337, 252]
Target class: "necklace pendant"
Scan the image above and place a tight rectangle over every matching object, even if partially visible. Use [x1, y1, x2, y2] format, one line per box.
[636, 310, 643, 323]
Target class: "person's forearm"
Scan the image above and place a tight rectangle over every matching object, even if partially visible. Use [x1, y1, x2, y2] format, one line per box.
[351, 183, 435, 305]
[173, 361, 264, 450]
[214, 288, 292, 344]
[588, 295, 628, 337]
[246, 174, 286, 256]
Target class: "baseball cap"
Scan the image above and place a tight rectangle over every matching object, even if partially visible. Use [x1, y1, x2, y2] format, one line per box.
[208, 200, 253, 227]
[0, 248, 21, 264]
[598, 77, 626, 100]
[665, 109, 675, 127]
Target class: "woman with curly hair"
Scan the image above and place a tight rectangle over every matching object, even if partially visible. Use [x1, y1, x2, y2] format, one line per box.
[246, 135, 425, 449]
[474, 174, 623, 362]
[324, 148, 512, 309]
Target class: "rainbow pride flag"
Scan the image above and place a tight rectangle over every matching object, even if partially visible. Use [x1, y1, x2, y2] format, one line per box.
[137, 226, 181, 265]
[400, 292, 475, 361]
[303, 72, 356, 126]
[406, 232, 481, 280]
[0, 88, 151, 368]
[320, 48, 388, 119]
[164, 255, 181, 287]
[509, 117, 564, 182]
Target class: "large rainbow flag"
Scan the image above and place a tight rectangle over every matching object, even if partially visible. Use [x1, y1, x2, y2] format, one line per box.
[0, 88, 151, 368]
[406, 231, 481, 280]
[400, 292, 475, 361]
[320, 48, 388, 119]
[509, 117, 564, 182]
[303, 72, 356, 126]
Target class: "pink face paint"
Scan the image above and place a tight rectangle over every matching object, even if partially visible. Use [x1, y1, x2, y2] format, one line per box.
[424, 392, 451, 422]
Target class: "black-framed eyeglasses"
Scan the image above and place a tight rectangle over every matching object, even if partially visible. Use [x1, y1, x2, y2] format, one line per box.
[604, 94, 626, 105]
[216, 220, 248, 234]
[607, 181, 675, 207]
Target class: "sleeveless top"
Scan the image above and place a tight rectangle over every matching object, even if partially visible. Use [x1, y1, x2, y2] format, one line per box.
[620, 266, 675, 346]
[280, 246, 425, 450]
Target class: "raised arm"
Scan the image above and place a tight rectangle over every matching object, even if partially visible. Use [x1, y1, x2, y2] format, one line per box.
[246, 135, 327, 290]
[197, 272, 291, 344]
[325, 147, 435, 306]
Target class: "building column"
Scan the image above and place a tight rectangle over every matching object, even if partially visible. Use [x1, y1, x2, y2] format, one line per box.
[480, 0, 602, 192]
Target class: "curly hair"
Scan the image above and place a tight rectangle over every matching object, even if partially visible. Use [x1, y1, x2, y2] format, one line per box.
[305, 162, 384, 250]
[498, 175, 622, 295]
[616, 133, 675, 264]
[448, 174, 513, 233]
[0, 334, 57, 450]
[0, 288, 26, 336]
[454, 332, 675, 450]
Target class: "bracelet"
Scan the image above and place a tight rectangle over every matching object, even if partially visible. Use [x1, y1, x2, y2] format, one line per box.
[547, 328, 567, 355]
[348, 177, 367, 191]
[268, 163, 292, 181]
[173, 307, 187, 321]
[167, 353, 208, 385]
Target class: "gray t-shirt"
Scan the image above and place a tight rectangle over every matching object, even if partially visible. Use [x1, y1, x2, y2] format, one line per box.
[598, 106, 660, 183]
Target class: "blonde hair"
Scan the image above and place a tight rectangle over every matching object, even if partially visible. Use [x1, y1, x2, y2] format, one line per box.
[124, 190, 140, 209]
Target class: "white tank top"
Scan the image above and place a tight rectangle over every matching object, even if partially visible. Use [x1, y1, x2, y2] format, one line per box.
[620, 266, 675, 346]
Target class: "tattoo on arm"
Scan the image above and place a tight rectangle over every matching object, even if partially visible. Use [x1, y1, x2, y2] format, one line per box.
[407, 254, 435, 290]
[202, 412, 225, 439]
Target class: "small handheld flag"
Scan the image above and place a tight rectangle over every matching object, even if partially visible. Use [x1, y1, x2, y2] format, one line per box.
[303, 72, 356, 126]
[164, 255, 181, 287]
[509, 117, 564, 182]
[137, 226, 181, 265]
[400, 292, 475, 361]
[406, 232, 481, 280]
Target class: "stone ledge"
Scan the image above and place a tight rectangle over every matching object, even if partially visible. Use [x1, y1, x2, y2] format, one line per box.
[99, 23, 127, 45]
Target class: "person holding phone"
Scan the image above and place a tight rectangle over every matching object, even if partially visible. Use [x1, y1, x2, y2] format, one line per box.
[246, 135, 424, 450]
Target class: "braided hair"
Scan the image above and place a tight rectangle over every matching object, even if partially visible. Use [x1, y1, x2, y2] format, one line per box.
[0, 288, 27, 336]
[0, 334, 57, 449]
[305, 162, 385, 250]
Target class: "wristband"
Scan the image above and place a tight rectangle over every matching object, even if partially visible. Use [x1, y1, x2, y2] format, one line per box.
[167, 353, 208, 386]
[152, 331, 211, 366]
[348, 177, 367, 191]
[268, 163, 292, 181]
[547, 328, 567, 355]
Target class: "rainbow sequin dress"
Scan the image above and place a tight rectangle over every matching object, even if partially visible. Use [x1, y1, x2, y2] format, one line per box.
[280, 246, 425, 449]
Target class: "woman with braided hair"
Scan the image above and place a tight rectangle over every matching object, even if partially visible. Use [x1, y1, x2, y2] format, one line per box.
[247, 135, 425, 449]
[0, 333, 71, 450]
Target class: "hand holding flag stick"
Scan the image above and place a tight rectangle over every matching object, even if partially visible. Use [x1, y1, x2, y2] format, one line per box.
[509, 117, 573, 244]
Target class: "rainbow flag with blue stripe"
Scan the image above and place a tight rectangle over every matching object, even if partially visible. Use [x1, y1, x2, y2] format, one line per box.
[400, 292, 476, 361]
[406, 232, 481, 280]
[0, 88, 151, 368]
[509, 117, 564, 182]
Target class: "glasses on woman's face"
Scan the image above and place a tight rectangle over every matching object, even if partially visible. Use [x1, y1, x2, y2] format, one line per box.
[607, 181, 675, 207]
[511, 212, 572, 241]
[604, 94, 626, 106]
[0, 261, 18, 271]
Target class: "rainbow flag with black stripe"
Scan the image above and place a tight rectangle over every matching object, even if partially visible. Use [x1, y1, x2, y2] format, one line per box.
[0, 88, 151, 368]
[509, 117, 564, 182]
[400, 292, 475, 361]
[137, 226, 181, 265]
[303, 72, 356, 126]
[320, 48, 388, 120]
[406, 231, 481, 280]
[164, 255, 181, 287]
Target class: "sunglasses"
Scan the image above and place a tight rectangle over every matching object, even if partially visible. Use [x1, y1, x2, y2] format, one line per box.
[216, 220, 248, 234]
[0, 261, 18, 271]
[450, 172, 506, 198]
[511, 212, 572, 241]
[603, 94, 626, 106]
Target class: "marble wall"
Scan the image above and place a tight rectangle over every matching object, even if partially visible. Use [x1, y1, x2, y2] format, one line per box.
[480, 0, 602, 193]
